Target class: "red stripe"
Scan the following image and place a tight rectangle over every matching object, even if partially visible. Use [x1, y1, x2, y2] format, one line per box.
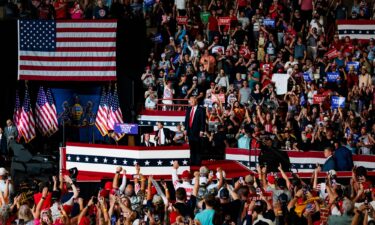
[56, 47, 116, 52]
[140, 110, 186, 116]
[57, 19, 117, 23]
[20, 65, 116, 71]
[337, 20, 375, 25]
[56, 37, 116, 42]
[56, 28, 116, 32]
[19, 75, 116, 81]
[20, 56, 116, 61]
[66, 142, 190, 151]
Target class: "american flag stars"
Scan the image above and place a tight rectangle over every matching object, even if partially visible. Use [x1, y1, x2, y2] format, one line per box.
[66, 155, 190, 167]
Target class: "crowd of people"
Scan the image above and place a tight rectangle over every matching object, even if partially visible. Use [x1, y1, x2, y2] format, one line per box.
[139, 0, 375, 157]
[0, 162, 374, 225]
[2, 0, 375, 224]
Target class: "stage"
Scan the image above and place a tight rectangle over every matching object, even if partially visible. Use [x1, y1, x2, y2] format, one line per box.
[60, 142, 375, 182]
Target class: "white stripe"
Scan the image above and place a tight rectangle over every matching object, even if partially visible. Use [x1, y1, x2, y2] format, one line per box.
[57, 22, 117, 28]
[338, 24, 375, 30]
[56, 32, 116, 38]
[338, 34, 373, 39]
[56, 42, 115, 47]
[354, 161, 375, 169]
[65, 162, 190, 175]
[20, 51, 116, 57]
[66, 146, 190, 159]
[138, 115, 185, 122]
[225, 154, 258, 162]
[19, 70, 116, 76]
[20, 60, 116, 67]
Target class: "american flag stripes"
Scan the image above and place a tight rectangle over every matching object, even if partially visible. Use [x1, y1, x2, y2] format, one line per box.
[19, 87, 36, 143]
[225, 148, 375, 172]
[108, 87, 125, 141]
[337, 20, 375, 40]
[46, 88, 59, 136]
[95, 87, 109, 136]
[35, 87, 58, 136]
[62, 143, 191, 181]
[13, 91, 23, 141]
[18, 20, 117, 81]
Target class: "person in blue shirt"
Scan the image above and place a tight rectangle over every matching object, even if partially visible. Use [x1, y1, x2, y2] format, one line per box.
[194, 193, 218, 225]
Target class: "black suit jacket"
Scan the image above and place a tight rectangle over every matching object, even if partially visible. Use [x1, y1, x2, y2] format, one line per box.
[155, 128, 173, 145]
[0, 134, 7, 155]
[185, 106, 206, 141]
[140, 141, 155, 147]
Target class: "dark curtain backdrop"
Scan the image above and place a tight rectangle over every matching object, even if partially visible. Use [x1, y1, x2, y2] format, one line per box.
[0, 18, 147, 151]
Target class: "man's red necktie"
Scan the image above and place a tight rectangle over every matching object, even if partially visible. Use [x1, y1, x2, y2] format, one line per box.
[189, 107, 195, 128]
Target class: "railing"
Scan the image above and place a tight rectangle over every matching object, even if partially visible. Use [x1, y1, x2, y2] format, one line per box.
[146, 98, 190, 111]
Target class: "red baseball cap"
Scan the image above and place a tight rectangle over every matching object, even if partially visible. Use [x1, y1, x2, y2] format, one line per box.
[181, 170, 190, 179]
[267, 174, 275, 184]
[104, 181, 113, 190]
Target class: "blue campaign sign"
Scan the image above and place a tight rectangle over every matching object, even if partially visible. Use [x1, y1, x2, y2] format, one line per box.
[114, 123, 139, 135]
[152, 33, 163, 43]
[346, 61, 360, 71]
[263, 19, 275, 28]
[331, 96, 345, 109]
[327, 72, 340, 82]
[144, 0, 154, 6]
[303, 72, 312, 82]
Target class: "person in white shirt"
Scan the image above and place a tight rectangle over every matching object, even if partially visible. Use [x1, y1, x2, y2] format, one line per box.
[0, 168, 14, 197]
[175, 0, 186, 15]
[172, 161, 194, 199]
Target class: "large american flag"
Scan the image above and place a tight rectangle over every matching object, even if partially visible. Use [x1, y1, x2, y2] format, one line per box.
[13, 91, 23, 141]
[19, 87, 36, 143]
[35, 87, 56, 136]
[18, 20, 117, 81]
[46, 88, 58, 136]
[108, 87, 125, 141]
[337, 20, 375, 40]
[95, 87, 109, 136]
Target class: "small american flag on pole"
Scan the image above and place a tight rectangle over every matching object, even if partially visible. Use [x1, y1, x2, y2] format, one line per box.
[46, 88, 58, 136]
[13, 91, 23, 141]
[18, 20, 117, 81]
[20, 87, 36, 143]
[108, 87, 125, 141]
[95, 87, 109, 136]
[35, 87, 56, 136]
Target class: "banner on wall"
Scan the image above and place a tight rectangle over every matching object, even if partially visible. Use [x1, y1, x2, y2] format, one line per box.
[51, 86, 106, 142]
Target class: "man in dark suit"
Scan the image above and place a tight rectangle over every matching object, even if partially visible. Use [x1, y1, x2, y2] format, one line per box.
[334, 140, 354, 171]
[322, 147, 336, 172]
[258, 136, 290, 172]
[140, 133, 155, 147]
[0, 128, 7, 166]
[4, 119, 17, 151]
[154, 122, 173, 146]
[184, 96, 205, 166]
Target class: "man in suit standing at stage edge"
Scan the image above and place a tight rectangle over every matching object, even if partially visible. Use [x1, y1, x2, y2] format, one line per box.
[184, 96, 205, 166]
[4, 120, 17, 151]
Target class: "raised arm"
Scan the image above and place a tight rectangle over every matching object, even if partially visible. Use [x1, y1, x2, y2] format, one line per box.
[172, 160, 181, 189]
[78, 197, 94, 224]
[119, 169, 127, 193]
[278, 163, 292, 189]
[33, 187, 49, 219]
[192, 171, 199, 197]
[113, 166, 123, 189]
